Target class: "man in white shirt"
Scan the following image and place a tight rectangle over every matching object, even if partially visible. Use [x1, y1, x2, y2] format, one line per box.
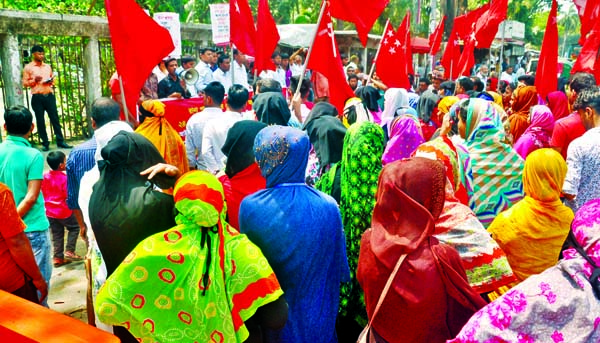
[289, 75, 312, 123]
[500, 66, 516, 84]
[201, 84, 247, 173]
[194, 48, 215, 93]
[476, 65, 489, 85]
[232, 49, 250, 90]
[212, 54, 232, 92]
[259, 51, 287, 87]
[185, 81, 224, 171]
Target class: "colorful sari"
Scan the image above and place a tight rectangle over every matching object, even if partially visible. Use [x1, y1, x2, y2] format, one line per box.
[96, 171, 284, 343]
[488, 148, 574, 282]
[358, 158, 486, 343]
[547, 90, 570, 120]
[413, 137, 516, 294]
[509, 85, 538, 142]
[451, 199, 600, 343]
[514, 105, 555, 159]
[463, 99, 524, 228]
[342, 97, 373, 127]
[382, 113, 424, 165]
[317, 121, 384, 326]
[135, 100, 189, 173]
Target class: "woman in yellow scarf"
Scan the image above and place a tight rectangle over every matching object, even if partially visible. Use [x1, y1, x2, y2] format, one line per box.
[488, 148, 574, 282]
[135, 100, 189, 173]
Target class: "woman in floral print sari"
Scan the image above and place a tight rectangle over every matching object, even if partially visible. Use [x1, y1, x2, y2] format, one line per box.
[450, 199, 600, 343]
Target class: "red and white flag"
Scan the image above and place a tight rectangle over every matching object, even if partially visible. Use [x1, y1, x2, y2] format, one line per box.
[375, 22, 410, 89]
[255, 0, 280, 73]
[230, 0, 256, 56]
[330, 0, 390, 47]
[307, 2, 355, 111]
[535, 0, 558, 99]
[429, 16, 446, 56]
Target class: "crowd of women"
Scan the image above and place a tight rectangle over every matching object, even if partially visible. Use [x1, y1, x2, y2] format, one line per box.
[79, 70, 600, 343]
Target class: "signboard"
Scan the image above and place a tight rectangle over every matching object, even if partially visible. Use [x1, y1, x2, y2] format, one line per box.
[154, 12, 182, 58]
[209, 4, 230, 46]
[496, 20, 526, 40]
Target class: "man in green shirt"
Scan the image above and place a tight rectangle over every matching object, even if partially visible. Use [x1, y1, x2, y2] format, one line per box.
[0, 106, 51, 305]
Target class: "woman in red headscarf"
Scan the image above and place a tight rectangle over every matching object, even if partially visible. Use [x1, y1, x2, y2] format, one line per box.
[509, 85, 538, 142]
[357, 157, 486, 343]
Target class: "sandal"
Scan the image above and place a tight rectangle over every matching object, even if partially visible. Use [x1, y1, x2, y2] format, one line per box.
[53, 258, 71, 267]
[64, 251, 83, 261]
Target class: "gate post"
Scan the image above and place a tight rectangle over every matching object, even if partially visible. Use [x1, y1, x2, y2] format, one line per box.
[83, 35, 101, 136]
[0, 34, 25, 108]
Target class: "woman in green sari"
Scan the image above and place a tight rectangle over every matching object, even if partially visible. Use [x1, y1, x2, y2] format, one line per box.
[317, 121, 385, 338]
[95, 171, 287, 342]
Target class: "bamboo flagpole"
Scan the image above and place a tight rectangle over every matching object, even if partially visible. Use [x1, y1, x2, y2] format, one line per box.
[365, 19, 391, 86]
[117, 75, 131, 125]
[292, 0, 328, 100]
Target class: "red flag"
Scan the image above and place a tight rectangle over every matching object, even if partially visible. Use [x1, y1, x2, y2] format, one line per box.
[330, 0, 390, 47]
[454, 5, 488, 41]
[575, 0, 600, 45]
[474, 0, 507, 48]
[535, 0, 558, 99]
[307, 2, 355, 111]
[398, 12, 414, 76]
[105, 0, 174, 120]
[375, 22, 410, 89]
[255, 0, 280, 73]
[429, 16, 446, 56]
[572, 18, 600, 78]
[230, 0, 256, 56]
[440, 28, 461, 80]
[457, 33, 476, 77]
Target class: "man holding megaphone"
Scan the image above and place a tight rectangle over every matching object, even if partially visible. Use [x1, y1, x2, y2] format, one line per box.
[157, 57, 191, 99]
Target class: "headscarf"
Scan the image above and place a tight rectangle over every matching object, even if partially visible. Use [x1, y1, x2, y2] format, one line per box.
[303, 102, 346, 171]
[381, 114, 424, 165]
[253, 92, 291, 126]
[96, 171, 284, 343]
[487, 91, 504, 108]
[547, 90, 570, 120]
[254, 125, 310, 188]
[135, 99, 189, 173]
[488, 77, 498, 93]
[451, 199, 600, 343]
[342, 97, 372, 127]
[318, 121, 384, 321]
[89, 131, 177, 274]
[509, 85, 538, 142]
[488, 148, 573, 282]
[514, 104, 555, 159]
[220, 121, 267, 229]
[93, 120, 134, 161]
[416, 89, 440, 123]
[240, 126, 350, 342]
[355, 85, 381, 113]
[463, 98, 524, 228]
[381, 88, 409, 121]
[221, 120, 268, 178]
[358, 158, 486, 343]
[437, 96, 460, 116]
[414, 137, 516, 294]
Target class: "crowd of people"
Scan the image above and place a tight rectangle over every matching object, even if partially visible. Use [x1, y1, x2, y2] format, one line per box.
[2, 42, 600, 343]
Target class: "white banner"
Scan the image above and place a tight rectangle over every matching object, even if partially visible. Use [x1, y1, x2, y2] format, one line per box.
[209, 3, 230, 46]
[154, 12, 182, 58]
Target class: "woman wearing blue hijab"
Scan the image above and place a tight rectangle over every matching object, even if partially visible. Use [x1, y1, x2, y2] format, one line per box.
[239, 125, 350, 342]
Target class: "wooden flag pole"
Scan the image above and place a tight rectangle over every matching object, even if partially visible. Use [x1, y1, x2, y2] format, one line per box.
[292, 0, 328, 100]
[117, 75, 131, 125]
[365, 19, 391, 87]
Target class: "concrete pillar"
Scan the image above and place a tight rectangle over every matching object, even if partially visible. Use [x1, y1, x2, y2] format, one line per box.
[0, 34, 25, 107]
[82, 35, 101, 136]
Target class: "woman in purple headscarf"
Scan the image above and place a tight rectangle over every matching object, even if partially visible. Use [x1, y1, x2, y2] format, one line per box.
[513, 105, 555, 159]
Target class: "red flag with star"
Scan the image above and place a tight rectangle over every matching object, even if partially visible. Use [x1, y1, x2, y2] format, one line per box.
[474, 0, 507, 48]
[572, 18, 600, 80]
[457, 33, 476, 77]
[398, 12, 414, 75]
[306, 2, 355, 111]
[375, 21, 410, 89]
[330, 0, 390, 47]
[230, 0, 256, 56]
[440, 28, 461, 80]
[535, 0, 558, 99]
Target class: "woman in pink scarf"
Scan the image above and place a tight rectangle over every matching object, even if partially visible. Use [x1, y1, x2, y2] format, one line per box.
[546, 91, 570, 120]
[513, 105, 555, 159]
[381, 112, 425, 165]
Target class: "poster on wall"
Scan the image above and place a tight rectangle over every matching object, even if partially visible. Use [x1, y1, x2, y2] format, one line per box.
[154, 12, 182, 58]
[209, 3, 230, 46]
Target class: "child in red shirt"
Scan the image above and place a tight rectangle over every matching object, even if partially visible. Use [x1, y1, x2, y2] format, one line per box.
[42, 151, 82, 267]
